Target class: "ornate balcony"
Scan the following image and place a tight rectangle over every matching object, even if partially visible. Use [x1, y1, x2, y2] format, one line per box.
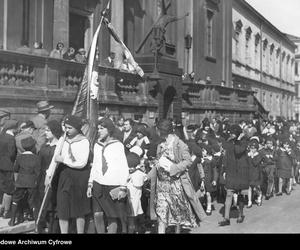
[182, 82, 258, 113]
[0, 50, 83, 103]
[0, 50, 157, 117]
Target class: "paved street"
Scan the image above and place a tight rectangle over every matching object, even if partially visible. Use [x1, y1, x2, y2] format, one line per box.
[1, 185, 300, 234]
[192, 184, 300, 234]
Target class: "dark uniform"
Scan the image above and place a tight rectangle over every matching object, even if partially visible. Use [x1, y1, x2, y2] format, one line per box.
[9, 137, 40, 226]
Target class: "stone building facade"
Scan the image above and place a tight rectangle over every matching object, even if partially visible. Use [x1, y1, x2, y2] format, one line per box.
[286, 34, 300, 121]
[0, 0, 296, 124]
[232, 0, 296, 120]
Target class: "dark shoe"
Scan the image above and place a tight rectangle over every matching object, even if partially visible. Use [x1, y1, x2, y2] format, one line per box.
[286, 191, 291, 195]
[237, 215, 245, 224]
[265, 195, 270, 200]
[206, 210, 212, 216]
[276, 192, 283, 196]
[16, 213, 24, 224]
[8, 218, 16, 227]
[218, 219, 230, 227]
[246, 204, 252, 209]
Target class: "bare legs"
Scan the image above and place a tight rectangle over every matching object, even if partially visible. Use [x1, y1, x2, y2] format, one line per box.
[59, 217, 85, 233]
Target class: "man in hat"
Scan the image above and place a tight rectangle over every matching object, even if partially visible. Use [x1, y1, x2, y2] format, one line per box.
[31, 101, 54, 153]
[0, 119, 18, 219]
[0, 109, 11, 133]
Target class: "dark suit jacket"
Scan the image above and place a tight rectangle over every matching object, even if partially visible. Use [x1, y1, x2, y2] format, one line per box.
[0, 133, 17, 171]
[122, 130, 136, 152]
[14, 153, 40, 188]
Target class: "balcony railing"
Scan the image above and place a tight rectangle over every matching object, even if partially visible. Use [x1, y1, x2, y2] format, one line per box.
[182, 82, 257, 112]
[0, 50, 158, 108]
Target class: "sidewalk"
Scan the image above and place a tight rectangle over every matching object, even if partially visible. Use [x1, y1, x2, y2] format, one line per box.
[0, 217, 35, 234]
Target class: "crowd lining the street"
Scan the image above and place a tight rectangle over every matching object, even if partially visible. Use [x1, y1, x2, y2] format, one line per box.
[0, 101, 300, 234]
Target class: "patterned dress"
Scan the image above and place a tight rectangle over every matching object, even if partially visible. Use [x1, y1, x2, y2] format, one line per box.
[154, 135, 198, 228]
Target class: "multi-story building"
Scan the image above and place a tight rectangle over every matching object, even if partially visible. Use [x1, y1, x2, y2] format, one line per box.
[0, 0, 295, 124]
[286, 34, 300, 121]
[232, 0, 296, 120]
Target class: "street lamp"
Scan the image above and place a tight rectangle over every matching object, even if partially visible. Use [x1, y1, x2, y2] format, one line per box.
[185, 34, 192, 75]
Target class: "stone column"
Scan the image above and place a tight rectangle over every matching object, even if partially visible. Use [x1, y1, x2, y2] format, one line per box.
[110, 0, 124, 68]
[53, 0, 69, 48]
[222, 0, 232, 87]
[3, 0, 7, 50]
[176, 0, 193, 73]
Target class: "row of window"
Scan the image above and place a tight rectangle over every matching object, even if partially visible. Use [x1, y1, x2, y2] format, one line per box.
[232, 19, 295, 83]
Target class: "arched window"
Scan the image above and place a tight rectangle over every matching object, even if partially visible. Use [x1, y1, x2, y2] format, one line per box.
[233, 20, 243, 61]
[269, 43, 275, 76]
[245, 26, 252, 65]
[262, 38, 268, 73]
[254, 33, 261, 69]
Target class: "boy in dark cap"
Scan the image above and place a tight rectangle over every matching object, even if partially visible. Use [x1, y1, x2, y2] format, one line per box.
[9, 137, 40, 226]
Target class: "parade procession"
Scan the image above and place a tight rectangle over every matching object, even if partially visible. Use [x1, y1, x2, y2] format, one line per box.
[0, 0, 300, 235]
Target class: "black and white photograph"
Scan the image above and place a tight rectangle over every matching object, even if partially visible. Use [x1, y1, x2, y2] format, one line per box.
[0, 0, 300, 236]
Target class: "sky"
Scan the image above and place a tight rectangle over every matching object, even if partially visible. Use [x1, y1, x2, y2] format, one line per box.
[245, 0, 300, 37]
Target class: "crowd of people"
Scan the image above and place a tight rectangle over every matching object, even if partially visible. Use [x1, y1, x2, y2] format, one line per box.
[15, 40, 138, 74]
[15, 40, 87, 64]
[0, 102, 300, 234]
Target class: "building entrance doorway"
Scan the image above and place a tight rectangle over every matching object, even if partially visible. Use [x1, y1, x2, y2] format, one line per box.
[69, 13, 90, 51]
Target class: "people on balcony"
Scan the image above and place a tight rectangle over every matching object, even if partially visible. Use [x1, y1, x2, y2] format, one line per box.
[32, 42, 49, 57]
[75, 48, 87, 64]
[103, 52, 116, 68]
[63, 47, 76, 62]
[49, 42, 65, 59]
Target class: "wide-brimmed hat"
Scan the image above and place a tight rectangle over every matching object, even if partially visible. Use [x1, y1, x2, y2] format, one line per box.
[36, 101, 54, 112]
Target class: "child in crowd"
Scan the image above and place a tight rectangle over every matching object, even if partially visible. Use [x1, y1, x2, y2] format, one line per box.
[126, 146, 148, 233]
[200, 144, 218, 216]
[261, 137, 277, 200]
[247, 139, 264, 207]
[9, 137, 40, 226]
[129, 126, 150, 157]
[276, 139, 296, 196]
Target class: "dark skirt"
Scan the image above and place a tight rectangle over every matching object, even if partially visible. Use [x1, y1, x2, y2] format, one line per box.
[92, 181, 128, 220]
[249, 165, 263, 187]
[0, 170, 14, 195]
[56, 164, 91, 220]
